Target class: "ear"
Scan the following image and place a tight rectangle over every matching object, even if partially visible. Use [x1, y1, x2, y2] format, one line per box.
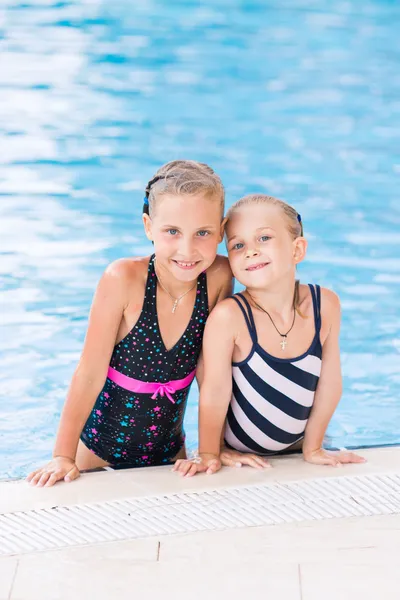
[142, 213, 153, 241]
[293, 236, 307, 264]
[219, 217, 228, 243]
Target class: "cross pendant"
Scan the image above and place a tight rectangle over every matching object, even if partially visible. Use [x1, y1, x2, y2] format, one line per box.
[280, 337, 287, 351]
[172, 300, 178, 314]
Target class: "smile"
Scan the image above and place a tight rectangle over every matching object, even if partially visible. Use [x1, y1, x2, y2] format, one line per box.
[246, 262, 269, 271]
[173, 260, 200, 269]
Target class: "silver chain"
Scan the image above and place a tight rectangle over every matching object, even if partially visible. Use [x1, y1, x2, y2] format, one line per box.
[154, 263, 197, 314]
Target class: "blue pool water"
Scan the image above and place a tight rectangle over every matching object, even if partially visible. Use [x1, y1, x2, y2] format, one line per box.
[1, 0, 399, 480]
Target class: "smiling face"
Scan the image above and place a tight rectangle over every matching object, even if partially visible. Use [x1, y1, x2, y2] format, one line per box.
[143, 192, 224, 282]
[226, 202, 307, 290]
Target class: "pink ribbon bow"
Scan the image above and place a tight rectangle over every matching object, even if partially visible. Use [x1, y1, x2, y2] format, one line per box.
[106, 366, 196, 405]
[151, 384, 176, 404]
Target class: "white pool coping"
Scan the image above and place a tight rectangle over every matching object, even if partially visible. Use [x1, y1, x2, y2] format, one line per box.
[1, 446, 399, 600]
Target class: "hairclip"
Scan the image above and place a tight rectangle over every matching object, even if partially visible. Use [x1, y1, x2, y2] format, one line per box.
[143, 196, 149, 206]
[297, 213, 302, 223]
[145, 175, 165, 199]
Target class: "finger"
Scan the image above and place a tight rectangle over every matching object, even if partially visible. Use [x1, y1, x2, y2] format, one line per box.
[26, 469, 40, 483]
[206, 460, 221, 474]
[185, 463, 201, 478]
[45, 472, 63, 487]
[338, 452, 366, 464]
[172, 460, 185, 472]
[37, 472, 52, 487]
[254, 456, 272, 469]
[29, 471, 45, 486]
[64, 466, 80, 482]
[221, 455, 242, 468]
[176, 461, 194, 476]
[325, 457, 342, 467]
[309, 456, 340, 467]
[179, 463, 193, 477]
[239, 455, 266, 470]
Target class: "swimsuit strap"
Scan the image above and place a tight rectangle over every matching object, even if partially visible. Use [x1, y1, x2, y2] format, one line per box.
[231, 293, 258, 343]
[142, 254, 157, 312]
[308, 284, 322, 333]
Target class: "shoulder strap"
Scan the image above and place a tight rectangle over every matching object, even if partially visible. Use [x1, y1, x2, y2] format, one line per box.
[143, 254, 157, 312]
[197, 270, 209, 314]
[308, 284, 322, 332]
[231, 293, 258, 343]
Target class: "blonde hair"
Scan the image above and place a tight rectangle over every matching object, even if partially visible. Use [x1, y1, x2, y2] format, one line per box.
[144, 160, 224, 216]
[227, 194, 305, 316]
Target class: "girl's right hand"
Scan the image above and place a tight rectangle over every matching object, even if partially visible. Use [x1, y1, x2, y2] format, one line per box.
[26, 457, 80, 487]
[173, 453, 222, 477]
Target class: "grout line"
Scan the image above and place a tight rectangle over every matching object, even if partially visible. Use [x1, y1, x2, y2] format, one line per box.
[8, 559, 19, 600]
[157, 541, 161, 562]
[298, 564, 303, 600]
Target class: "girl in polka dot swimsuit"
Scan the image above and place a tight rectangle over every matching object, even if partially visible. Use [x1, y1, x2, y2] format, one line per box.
[27, 160, 232, 486]
[80, 254, 208, 468]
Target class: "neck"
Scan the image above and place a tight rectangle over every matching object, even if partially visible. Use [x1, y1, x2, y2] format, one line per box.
[154, 258, 198, 297]
[246, 278, 296, 320]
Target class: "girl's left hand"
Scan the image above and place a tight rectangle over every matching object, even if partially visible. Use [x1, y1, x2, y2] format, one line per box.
[220, 448, 271, 470]
[303, 448, 366, 467]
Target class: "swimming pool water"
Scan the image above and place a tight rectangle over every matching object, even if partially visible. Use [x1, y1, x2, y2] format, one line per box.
[1, 0, 400, 479]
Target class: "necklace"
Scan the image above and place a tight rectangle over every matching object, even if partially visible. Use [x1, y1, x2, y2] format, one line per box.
[154, 265, 197, 314]
[247, 292, 296, 351]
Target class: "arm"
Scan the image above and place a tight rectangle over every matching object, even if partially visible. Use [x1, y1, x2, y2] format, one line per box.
[174, 301, 236, 476]
[53, 261, 130, 460]
[27, 260, 132, 485]
[303, 290, 365, 466]
[198, 302, 236, 457]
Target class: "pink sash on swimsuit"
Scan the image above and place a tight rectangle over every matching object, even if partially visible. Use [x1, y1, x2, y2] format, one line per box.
[107, 366, 196, 404]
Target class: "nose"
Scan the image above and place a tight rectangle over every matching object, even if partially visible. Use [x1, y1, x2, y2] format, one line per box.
[245, 245, 260, 259]
[178, 235, 195, 259]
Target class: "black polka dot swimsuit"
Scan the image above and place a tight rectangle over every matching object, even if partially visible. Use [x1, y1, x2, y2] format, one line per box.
[81, 255, 208, 468]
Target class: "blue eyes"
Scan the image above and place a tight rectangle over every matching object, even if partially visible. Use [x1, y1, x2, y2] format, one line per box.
[231, 235, 271, 251]
[166, 229, 210, 237]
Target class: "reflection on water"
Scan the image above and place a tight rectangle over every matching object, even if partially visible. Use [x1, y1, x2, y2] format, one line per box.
[1, 0, 400, 478]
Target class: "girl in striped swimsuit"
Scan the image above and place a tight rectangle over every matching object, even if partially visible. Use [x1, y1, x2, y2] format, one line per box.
[27, 160, 232, 487]
[174, 194, 365, 477]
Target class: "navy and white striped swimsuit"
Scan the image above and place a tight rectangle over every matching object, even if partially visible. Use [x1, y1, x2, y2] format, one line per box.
[224, 286, 322, 455]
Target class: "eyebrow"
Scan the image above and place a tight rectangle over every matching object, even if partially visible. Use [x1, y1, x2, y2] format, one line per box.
[227, 226, 276, 243]
[164, 224, 218, 229]
[227, 234, 240, 243]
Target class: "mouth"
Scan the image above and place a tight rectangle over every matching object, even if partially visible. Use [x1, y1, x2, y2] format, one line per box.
[172, 260, 201, 270]
[246, 262, 269, 272]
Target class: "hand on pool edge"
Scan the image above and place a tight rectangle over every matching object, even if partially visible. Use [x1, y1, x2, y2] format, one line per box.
[173, 453, 222, 477]
[220, 448, 272, 470]
[26, 456, 81, 487]
[303, 448, 367, 467]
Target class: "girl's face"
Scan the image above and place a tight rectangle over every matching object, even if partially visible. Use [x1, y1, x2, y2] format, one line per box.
[226, 203, 307, 290]
[143, 193, 224, 281]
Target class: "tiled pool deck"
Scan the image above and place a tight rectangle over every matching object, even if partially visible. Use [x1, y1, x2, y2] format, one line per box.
[1, 446, 399, 600]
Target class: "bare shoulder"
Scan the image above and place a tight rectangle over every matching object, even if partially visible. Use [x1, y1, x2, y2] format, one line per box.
[320, 287, 341, 315]
[299, 284, 340, 316]
[204, 297, 241, 345]
[207, 254, 232, 278]
[100, 256, 150, 306]
[207, 296, 243, 325]
[105, 256, 148, 280]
